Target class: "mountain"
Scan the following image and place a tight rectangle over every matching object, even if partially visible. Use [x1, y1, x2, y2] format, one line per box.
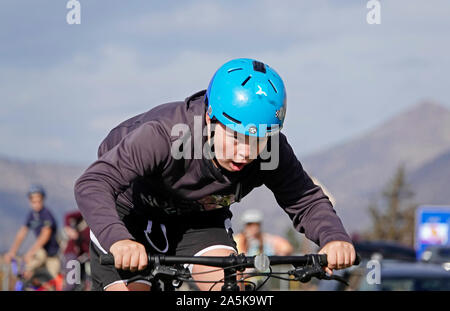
[300, 101, 450, 233]
[408, 148, 450, 205]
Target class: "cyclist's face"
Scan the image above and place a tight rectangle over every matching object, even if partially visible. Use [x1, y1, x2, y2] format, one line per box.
[206, 114, 268, 172]
[29, 193, 44, 211]
[244, 222, 261, 237]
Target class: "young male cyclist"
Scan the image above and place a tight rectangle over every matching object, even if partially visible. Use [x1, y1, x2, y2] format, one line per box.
[74, 58, 356, 291]
[4, 185, 60, 280]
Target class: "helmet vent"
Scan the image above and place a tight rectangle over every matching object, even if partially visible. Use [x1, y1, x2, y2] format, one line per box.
[227, 67, 243, 73]
[241, 75, 252, 86]
[222, 112, 242, 124]
[252, 60, 266, 73]
[268, 79, 277, 93]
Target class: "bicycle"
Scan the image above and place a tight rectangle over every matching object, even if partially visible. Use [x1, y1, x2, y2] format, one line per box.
[99, 252, 361, 291]
[9, 257, 63, 291]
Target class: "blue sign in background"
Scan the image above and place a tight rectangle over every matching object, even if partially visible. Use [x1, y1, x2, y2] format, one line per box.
[415, 205, 450, 260]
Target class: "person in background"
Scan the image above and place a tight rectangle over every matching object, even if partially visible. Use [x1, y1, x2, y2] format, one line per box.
[62, 211, 90, 290]
[3, 185, 60, 280]
[233, 209, 293, 290]
[234, 209, 293, 257]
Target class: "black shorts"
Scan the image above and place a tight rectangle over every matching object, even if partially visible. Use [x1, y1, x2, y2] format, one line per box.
[89, 207, 238, 290]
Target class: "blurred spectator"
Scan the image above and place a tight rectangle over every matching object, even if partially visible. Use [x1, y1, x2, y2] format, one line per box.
[234, 209, 293, 290]
[3, 185, 60, 280]
[62, 211, 90, 290]
[234, 209, 294, 256]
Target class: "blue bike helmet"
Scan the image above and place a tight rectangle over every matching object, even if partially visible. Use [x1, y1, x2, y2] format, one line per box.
[206, 58, 287, 137]
[27, 184, 46, 198]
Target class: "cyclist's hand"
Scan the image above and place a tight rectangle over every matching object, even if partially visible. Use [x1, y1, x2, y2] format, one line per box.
[3, 252, 15, 264]
[64, 226, 79, 240]
[319, 241, 356, 275]
[109, 239, 148, 272]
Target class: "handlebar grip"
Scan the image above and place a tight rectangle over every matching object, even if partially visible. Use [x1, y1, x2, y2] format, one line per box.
[318, 254, 328, 266]
[354, 254, 361, 266]
[99, 253, 115, 266]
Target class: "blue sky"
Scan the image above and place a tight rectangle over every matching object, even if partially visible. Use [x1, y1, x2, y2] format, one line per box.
[0, 0, 449, 164]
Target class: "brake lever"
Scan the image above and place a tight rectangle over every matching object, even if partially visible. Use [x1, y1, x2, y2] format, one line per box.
[290, 265, 349, 286]
[290, 266, 323, 283]
[126, 265, 190, 289]
[318, 273, 349, 286]
[152, 265, 191, 280]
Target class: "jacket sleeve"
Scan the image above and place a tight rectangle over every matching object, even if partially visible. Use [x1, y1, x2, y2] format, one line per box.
[263, 133, 352, 247]
[74, 121, 172, 252]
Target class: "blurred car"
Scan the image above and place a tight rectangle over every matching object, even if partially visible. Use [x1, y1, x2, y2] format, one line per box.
[421, 245, 450, 265]
[318, 260, 450, 291]
[353, 240, 416, 262]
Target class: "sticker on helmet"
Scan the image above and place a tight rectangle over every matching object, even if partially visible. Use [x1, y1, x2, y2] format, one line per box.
[275, 107, 286, 121]
[256, 85, 267, 96]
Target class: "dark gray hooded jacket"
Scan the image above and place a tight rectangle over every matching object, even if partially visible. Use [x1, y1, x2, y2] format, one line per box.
[74, 90, 352, 252]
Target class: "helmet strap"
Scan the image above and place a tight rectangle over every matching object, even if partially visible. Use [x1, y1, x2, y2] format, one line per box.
[209, 117, 220, 168]
[204, 95, 221, 169]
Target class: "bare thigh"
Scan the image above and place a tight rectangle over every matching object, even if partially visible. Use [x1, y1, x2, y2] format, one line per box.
[105, 281, 151, 291]
[191, 248, 244, 291]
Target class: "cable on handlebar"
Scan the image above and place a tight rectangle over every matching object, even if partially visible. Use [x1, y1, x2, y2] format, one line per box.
[254, 265, 273, 291]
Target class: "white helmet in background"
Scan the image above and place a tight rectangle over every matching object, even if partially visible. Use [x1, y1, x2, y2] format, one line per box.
[241, 209, 263, 224]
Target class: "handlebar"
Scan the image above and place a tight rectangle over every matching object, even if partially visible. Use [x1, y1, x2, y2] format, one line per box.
[99, 252, 361, 268]
[99, 252, 361, 290]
